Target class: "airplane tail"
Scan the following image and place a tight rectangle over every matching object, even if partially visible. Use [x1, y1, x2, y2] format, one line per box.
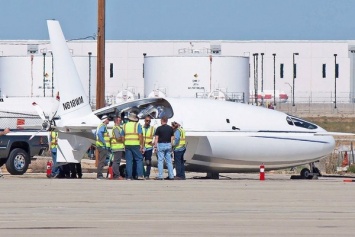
[47, 20, 94, 163]
[47, 20, 92, 124]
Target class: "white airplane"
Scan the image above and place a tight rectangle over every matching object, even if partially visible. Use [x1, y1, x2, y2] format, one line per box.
[33, 20, 338, 179]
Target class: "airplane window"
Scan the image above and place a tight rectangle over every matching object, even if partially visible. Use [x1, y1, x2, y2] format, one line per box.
[290, 117, 318, 130]
[136, 105, 173, 119]
[286, 117, 294, 126]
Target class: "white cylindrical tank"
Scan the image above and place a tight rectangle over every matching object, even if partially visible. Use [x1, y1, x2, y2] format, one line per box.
[208, 90, 228, 100]
[0, 55, 97, 100]
[147, 89, 166, 98]
[144, 55, 249, 102]
[116, 89, 136, 104]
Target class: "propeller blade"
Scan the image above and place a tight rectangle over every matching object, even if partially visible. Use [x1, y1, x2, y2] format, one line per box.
[32, 102, 46, 120]
[29, 130, 42, 141]
[49, 91, 60, 121]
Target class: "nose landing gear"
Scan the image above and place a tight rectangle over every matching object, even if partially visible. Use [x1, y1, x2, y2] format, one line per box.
[300, 162, 321, 179]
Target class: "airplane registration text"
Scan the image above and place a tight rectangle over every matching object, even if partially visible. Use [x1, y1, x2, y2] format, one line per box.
[63, 96, 84, 110]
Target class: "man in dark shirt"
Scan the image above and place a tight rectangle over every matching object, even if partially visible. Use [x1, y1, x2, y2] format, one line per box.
[154, 116, 174, 180]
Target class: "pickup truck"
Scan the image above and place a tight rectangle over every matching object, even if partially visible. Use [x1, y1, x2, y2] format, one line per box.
[0, 130, 49, 175]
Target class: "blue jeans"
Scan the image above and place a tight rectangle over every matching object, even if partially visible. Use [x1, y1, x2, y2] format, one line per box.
[157, 143, 174, 179]
[51, 149, 60, 176]
[125, 145, 144, 179]
[174, 149, 186, 179]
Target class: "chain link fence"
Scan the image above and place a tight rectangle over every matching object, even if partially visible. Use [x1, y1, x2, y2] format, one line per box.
[0, 111, 42, 129]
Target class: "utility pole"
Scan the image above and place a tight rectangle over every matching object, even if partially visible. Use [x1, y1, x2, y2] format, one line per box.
[96, 0, 106, 109]
[292, 53, 299, 106]
[334, 54, 337, 109]
[273, 53, 276, 106]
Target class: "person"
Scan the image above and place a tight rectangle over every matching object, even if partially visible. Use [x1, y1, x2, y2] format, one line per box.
[48, 129, 60, 178]
[110, 116, 125, 180]
[96, 115, 110, 179]
[56, 164, 71, 179]
[122, 112, 144, 180]
[142, 115, 155, 179]
[154, 116, 175, 180]
[0, 128, 10, 136]
[171, 120, 186, 180]
[69, 162, 82, 179]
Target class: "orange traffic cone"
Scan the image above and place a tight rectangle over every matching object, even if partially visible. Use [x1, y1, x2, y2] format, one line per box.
[342, 152, 349, 167]
[108, 166, 113, 180]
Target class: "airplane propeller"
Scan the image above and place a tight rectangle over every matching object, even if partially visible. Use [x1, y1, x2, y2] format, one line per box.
[28, 92, 60, 140]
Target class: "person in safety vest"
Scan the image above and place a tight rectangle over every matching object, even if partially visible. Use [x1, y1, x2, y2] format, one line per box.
[142, 115, 156, 179]
[49, 128, 60, 178]
[171, 120, 186, 180]
[96, 115, 110, 179]
[110, 116, 125, 180]
[122, 112, 144, 180]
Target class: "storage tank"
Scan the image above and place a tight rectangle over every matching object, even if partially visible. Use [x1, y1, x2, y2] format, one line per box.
[147, 89, 166, 98]
[115, 89, 137, 104]
[144, 55, 249, 102]
[0, 55, 96, 101]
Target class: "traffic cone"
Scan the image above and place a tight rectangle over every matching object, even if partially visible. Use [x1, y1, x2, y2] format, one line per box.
[342, 152, 349, 167]
[108, 166, 113, 180]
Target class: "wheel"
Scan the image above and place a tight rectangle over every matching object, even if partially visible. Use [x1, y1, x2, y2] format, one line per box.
[300, 168, 312, 179]
[5, 148, 30, 175]
[119, 164, 126, 178]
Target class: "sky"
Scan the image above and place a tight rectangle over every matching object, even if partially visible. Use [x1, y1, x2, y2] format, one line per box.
[1, 0, 355, 41]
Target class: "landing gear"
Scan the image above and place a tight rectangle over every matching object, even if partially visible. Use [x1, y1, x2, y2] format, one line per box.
[206, 172, 220, 179]
[300, 162, 321, 179]
[300, 168, 312, 179]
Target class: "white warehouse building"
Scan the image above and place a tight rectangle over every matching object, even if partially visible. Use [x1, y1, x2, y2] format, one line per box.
[1, 39, 355, 104]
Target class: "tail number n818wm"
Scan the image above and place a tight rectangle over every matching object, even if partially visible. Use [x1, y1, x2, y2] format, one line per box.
[62, 96, 84, 110]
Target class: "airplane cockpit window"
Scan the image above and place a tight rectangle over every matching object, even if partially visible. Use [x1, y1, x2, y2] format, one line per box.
[286, 116, 294, 126]
[288, 116, 318, 130]
[95, 98, 174, 121]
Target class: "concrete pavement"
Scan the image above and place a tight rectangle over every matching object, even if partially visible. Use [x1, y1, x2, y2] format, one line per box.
[0, 173, 355, 236]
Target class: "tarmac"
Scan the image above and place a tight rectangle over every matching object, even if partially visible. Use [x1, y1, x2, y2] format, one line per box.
[1, 172, 355, 237]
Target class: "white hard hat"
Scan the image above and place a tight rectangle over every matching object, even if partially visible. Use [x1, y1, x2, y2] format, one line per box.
[101, 115, 108, 121]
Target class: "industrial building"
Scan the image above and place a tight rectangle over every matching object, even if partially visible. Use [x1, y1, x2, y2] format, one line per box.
[1, 39, 355, 105]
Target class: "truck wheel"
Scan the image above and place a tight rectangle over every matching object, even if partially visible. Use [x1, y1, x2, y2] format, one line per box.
[6, 148, 30, 175]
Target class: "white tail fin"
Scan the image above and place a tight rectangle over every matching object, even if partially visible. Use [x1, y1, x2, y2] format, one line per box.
[47, 20, 92, 125]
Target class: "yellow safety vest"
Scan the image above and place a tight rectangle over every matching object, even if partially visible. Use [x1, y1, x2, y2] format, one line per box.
[96, 123, 110, 148]
[143, 126, 155, 149]
[110, 125, 124, 150]
[123, 121, 140, 145]
[175, 127, 186, 149]
[50, 131, 58, 149]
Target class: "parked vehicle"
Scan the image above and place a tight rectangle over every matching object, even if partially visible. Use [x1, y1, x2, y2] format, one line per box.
[0, 130, 48, 175]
